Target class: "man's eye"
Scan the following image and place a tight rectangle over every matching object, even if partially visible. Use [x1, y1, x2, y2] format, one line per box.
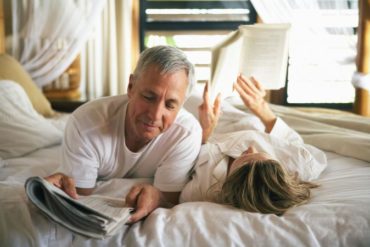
[143, 95, 154, 101]
[166, 103, 176, 110]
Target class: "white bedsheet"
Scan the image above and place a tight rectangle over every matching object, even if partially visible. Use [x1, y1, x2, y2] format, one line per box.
[1, 99, 370, 247]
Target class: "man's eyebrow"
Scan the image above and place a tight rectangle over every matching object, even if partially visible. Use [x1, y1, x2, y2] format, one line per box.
[142, 89, 156, 95]
[142, 90, 181, 104]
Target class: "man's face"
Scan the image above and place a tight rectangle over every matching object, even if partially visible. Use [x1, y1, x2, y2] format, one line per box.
[126, 65, 188, 150]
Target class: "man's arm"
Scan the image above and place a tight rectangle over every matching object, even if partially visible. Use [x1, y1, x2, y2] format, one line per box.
[125, 184, 180, 223]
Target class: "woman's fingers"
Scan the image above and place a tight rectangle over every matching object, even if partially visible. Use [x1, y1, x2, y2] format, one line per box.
[213, 93, 221, 117]
[239, 74, 260, 95]
[238, 74, 265, 98]
[250, 76, 266, 97]
[236, 75, 254, 97]
[202, 82, 210, 106]
[234, 80, 253, 106]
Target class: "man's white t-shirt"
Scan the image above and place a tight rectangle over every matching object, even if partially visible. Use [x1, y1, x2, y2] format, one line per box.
[59, 95, 202, 192]
[180, 118, 328, 203]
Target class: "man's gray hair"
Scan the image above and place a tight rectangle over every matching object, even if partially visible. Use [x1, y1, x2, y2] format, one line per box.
[132, 45, 196, 98]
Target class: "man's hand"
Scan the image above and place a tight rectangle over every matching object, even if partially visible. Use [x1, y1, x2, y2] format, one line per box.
[198, 82, 221, 144]
[125, 184, 177, 223]
[44, 172, 78, 199]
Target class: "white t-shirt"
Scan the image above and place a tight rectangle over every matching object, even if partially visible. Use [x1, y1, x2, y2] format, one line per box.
[59, 95, 202, 192]
[180, 118, 327, 202]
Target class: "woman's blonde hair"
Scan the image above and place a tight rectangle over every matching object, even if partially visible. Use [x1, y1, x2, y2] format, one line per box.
[212, 159, 318, 216]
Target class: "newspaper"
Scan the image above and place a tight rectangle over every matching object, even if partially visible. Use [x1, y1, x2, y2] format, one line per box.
[25, 176, 133, 239]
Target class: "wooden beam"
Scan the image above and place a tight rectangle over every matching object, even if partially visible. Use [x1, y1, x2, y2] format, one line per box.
[131, 0, 140, 70]
[354, 0, 370, 116]
[0, 0, 5, 54]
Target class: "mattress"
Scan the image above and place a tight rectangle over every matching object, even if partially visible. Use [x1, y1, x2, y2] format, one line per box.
[1, 95, 370, 247]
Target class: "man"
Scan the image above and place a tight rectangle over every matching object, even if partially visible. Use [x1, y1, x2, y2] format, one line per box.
[46, 46, 202, 223]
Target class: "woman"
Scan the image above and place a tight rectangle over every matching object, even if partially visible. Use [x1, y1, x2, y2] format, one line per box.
[180, 74, 327, 215]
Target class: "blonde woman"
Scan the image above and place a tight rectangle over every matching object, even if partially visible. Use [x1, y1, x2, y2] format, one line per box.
[180, 74, 327, 215]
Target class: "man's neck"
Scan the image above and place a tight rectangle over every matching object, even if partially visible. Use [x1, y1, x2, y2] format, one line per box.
[125, 136, 148, 153]
[124, 120, 148, 153]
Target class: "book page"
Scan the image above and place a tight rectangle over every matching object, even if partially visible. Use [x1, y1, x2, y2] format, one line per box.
[211, 37, 242, 100]
[239, 24, 290, 90]
[210, 24, 290, 100]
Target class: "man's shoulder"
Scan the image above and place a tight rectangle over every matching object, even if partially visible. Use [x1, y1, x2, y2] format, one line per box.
[75, 95, 128, 114]
[174, 108, 202, 132]
[70, 95, 128, 129]
[158, 108, 202, 144]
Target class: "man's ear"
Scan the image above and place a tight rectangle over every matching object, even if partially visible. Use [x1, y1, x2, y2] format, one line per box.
[128, 74, 135, 97]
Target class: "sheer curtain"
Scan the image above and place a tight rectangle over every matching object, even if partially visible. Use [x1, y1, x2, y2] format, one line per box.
[80, 0, 134, 99]
[250, 0, 359, 104]
[7, 0, 106, 88]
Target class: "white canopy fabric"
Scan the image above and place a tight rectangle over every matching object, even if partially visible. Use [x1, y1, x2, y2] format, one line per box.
[8, 0, 106, 87]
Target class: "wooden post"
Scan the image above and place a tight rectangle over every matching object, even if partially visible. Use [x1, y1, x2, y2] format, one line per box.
[354, 0, 370, 116]
[131, 0, 140, 70]
[0, 0, 5, 54]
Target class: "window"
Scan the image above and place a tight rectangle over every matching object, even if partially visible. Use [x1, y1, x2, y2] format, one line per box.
[286, 0, 358, 109]
[140, 0, 256, 91]
[140, 1, 358, 109]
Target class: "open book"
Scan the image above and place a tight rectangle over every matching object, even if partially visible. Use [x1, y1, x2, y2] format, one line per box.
[210, 23, 291, 100]
[25, 176, 133, 239]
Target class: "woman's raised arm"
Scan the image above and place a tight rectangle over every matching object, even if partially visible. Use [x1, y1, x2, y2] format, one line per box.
[234, 74, 277, 133]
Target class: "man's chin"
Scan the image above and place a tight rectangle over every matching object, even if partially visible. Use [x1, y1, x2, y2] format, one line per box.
[141, 131, 161, 141]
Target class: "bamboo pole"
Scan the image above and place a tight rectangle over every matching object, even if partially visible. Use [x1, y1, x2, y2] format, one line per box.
[0, 0, 5, 54]
[354, 0, 370, 116]
[131, 0, 140, 70]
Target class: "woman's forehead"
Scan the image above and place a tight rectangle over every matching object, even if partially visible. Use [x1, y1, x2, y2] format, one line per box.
[237, 152, 273, 163]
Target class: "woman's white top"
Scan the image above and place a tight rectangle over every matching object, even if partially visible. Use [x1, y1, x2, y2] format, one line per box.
[180, 118, 327, 203]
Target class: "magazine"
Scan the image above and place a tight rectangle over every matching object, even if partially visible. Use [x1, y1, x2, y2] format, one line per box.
[210, 23, 291, 100]
[25, 176, 133, 239]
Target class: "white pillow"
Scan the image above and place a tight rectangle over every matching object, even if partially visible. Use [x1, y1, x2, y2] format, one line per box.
[0, 80, 62, 159]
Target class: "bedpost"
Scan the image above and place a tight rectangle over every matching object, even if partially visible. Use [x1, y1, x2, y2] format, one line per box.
[0, 0, 5, 54]
[354, 0, 370, 117]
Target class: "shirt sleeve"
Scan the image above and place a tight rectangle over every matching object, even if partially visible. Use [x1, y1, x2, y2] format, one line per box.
[179, 144, 212, 202]
[57, 115, 99, 189]
[269, 117, 304, 144]
[153, 117, 203, 192]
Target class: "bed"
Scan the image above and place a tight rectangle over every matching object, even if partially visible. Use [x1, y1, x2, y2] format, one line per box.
[1, 79, 370, 247]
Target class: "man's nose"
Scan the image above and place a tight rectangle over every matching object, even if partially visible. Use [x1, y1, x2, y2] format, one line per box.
[148, 102, 164, 121]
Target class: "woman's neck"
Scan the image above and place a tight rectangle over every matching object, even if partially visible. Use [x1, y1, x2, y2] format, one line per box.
[227, 156, 235, 176]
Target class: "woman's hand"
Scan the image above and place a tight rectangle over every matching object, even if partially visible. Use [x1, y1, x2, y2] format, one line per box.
[234, 74, 277, 133]
[198, 82, 221, 144]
